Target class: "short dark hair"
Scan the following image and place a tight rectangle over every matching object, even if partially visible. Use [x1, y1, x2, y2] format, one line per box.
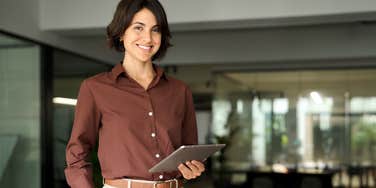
[106, 0, 172, 61]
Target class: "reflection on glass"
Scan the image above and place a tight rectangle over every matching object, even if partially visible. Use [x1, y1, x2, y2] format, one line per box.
[350, 97, 376, 165]
[212, 69, 376, 173]
[52, 50, 110, 188]
[0, 34, 41, 187]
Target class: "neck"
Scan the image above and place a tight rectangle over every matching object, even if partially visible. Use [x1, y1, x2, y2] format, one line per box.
[122, 54, 156, 81]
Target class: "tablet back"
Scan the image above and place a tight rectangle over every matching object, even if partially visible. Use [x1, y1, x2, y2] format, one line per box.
[149, 144, 225, 173]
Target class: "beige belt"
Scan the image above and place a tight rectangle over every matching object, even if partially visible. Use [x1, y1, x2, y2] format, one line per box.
[104, 178, 183, 188]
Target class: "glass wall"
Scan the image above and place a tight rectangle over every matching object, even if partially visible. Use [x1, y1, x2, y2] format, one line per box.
[0, 34, 41, 187]
[212, 69, 376, 173]
[52, 49, 110, 188]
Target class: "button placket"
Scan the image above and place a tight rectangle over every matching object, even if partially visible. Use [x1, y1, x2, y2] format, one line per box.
[146, 92, 162, 168]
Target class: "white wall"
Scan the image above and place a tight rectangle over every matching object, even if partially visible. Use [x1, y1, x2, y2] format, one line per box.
[0, 0, 120, 64]
[162, 0, 376, 23]
[40, 0, 376, 31]
[40, 0, 118, 31]
[1, 0, 376, 66]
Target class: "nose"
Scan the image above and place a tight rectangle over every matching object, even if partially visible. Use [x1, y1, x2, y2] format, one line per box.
[142, 31, 152, 43]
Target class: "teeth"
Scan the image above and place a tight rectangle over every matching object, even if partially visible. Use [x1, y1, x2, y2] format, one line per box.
[138, 45, 151, 50]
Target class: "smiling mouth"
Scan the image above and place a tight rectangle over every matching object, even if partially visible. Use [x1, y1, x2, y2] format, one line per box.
[137, 44, 152, 50]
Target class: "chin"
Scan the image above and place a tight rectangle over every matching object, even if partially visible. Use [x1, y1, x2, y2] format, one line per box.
[139, 55, 155, 62]
[137, 57, 153, 62]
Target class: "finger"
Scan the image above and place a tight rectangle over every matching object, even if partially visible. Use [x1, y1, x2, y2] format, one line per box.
[191, 160, 205, 172]
[186, 161, 200, 172]
[178, 163, 194, 179]
[186, 161, 201, 177]
[178, 163, 190, 174]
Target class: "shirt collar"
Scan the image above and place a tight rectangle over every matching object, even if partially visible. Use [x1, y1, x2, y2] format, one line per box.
[110, 61, 167, 83]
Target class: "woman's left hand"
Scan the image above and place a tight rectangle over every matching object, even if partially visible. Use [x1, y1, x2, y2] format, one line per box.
[178, 160, 205, 180]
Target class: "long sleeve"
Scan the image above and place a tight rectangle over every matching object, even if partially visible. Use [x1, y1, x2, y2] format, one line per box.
[65, 80, 101, 188]
[181, 86, 198, 145]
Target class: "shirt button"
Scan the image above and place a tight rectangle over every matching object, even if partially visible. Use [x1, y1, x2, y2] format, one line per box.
[159, 175, 163, 179]
[148, 112, 153, 116]
[155, 154, 160, 158]
[151, 133, 156, 137]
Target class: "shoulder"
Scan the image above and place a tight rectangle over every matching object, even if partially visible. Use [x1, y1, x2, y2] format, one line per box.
[165, 75, 193, 94]
[166, 75, 189, 89]
[81, 71, 112, 90]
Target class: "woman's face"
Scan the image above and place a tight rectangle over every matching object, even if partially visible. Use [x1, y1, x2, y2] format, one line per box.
[122, 8, 162, 63]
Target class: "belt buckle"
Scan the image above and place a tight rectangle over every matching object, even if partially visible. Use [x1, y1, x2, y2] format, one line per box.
[152, 179, 178, 188]
[152, 181, 164, 188]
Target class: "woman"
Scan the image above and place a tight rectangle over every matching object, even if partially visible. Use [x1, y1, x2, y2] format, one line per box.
[64, 0, 205, 188]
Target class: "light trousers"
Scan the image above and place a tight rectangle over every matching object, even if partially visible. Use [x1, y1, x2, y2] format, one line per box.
[103, 184, 116, 188]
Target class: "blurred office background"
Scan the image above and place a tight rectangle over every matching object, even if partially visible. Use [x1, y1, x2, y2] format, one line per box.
[1, 0, 375, 187]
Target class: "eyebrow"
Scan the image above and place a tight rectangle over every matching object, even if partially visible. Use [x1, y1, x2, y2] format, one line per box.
[133, 22, 145, 26]
[132, 22, 160, 28]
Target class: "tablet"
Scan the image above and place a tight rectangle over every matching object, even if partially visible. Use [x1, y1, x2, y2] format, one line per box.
[149, 144, 226, 173]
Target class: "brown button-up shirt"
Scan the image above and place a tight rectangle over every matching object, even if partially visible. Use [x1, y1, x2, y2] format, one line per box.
[64, 62, 198, 188]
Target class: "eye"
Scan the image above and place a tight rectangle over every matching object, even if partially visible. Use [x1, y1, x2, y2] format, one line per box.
[152, 27, 161, 33]
[134, 26, 143, 31]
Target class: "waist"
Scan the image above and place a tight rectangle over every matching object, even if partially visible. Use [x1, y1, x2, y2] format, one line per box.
[104, 178, 183, 188]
